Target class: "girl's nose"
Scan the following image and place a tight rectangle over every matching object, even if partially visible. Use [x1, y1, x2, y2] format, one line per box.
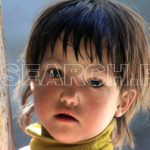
[60, 91, 79, 106]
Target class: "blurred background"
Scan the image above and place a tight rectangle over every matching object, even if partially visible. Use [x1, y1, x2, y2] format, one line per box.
[1, 0, 150, 149]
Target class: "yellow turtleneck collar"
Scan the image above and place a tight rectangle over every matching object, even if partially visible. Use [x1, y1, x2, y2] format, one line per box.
[25, 119, 115, 150]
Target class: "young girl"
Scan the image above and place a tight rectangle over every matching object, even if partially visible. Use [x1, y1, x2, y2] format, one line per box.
[18, 0, 150, 149]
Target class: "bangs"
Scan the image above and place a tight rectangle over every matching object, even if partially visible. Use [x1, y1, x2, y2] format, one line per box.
[31, 0, 127, 66]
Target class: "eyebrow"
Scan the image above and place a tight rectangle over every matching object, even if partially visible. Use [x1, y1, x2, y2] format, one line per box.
[87, 67, 106, 73]
[86, 67, 110, 77]
[42, 58, 66, 64]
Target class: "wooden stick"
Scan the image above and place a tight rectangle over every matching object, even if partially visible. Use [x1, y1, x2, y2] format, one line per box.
[0, 0, 15, 149]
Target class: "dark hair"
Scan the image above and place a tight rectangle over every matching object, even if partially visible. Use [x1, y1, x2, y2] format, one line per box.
[18, 0, 150, 149]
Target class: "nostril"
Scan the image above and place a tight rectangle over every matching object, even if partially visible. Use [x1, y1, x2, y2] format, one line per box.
[59, 92, 79, 107]
[60, 96, 79, 106]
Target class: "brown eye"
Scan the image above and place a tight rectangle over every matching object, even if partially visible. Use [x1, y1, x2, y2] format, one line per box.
[88, 78, 104, 88]
[47, 68, 63, 78]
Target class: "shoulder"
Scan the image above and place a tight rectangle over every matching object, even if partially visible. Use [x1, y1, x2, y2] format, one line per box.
[18, 145, 30, 150]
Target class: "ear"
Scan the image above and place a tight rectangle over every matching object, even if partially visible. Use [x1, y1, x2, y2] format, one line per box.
[115, 89, 136, 117]
[30, 80, 35, 94]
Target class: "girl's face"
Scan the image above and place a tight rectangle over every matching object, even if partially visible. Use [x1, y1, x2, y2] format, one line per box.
[31, 38, 120, 143]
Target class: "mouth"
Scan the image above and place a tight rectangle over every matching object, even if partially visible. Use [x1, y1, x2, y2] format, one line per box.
[54, 111, 79, 123]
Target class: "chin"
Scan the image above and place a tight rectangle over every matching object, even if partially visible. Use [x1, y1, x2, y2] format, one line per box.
[53, 135, 81, 144]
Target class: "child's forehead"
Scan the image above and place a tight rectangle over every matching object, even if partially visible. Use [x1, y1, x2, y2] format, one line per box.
[44, 37, 108, 65]
[42, 39, 114, 76]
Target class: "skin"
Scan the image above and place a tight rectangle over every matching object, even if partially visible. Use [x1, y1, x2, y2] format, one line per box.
[30, 38, 136, 144]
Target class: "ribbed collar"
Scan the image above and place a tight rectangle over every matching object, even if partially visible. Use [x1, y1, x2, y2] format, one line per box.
[25, 119, 115, 150]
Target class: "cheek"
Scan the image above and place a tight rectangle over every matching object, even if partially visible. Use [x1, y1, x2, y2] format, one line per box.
[34, 85, 59, 100]
[81, 91, 103, 119]
[33, 86, 60, 115]
[82, 90, 118, 120]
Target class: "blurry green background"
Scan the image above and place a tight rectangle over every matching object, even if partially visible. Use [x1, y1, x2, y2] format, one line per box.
[2, 0, 150, 149]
